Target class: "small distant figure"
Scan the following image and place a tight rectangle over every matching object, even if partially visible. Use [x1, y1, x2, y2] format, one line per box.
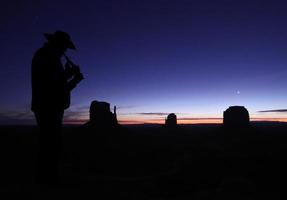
[85, 100, 118, 129]
[31, 30, 84, 183]
[223, 106, 250, 129]
[165, 113, 178, 128]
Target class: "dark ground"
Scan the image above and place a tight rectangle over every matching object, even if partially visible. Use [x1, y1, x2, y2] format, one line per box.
[0, 122, 287, 199]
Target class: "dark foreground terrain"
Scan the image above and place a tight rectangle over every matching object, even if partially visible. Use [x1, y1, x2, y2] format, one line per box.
[0, 122, 287, 199]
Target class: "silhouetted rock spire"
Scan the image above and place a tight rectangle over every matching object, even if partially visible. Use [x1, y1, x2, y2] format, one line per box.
[87, 100, 118, 128]
[223, 106, 250, 128]
[165, 113, 177, 128]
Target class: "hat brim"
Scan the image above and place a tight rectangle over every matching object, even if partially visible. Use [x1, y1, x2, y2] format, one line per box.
[43, 33, 76, 50]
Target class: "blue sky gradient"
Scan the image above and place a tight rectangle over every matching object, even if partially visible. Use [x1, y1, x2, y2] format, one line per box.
[1, 0, 287, 124]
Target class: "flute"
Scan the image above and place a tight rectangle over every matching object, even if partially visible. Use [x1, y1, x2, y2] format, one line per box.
[63, 54, 84, 83]
[63, 53, 82, 75]
[64, 54, 78, 68]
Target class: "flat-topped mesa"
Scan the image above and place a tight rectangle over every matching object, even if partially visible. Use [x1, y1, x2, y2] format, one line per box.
[88, 100, 118, 128]
[165, 113, 178, 128]
[223, 106, 250, 128]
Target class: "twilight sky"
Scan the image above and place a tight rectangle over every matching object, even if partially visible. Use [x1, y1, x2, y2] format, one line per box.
[1, 0, 287, 124]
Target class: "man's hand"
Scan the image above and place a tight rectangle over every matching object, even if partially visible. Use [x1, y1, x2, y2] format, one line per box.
[72, 65, 81, 75]
[64, 62, 75, 79]
[65, 61, 81, 75]
[74, 72, 84, 84]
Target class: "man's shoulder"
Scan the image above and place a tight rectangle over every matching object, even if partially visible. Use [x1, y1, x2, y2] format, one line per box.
[32, 44, 59, 64]
[33, 44, 50, 57]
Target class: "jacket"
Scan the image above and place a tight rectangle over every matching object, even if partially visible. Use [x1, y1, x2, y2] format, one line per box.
[31, 43, 77, 112]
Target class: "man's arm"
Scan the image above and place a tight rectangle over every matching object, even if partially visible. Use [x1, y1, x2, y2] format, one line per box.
[67, 72, 84, 91]
[64, 63, 75, 80]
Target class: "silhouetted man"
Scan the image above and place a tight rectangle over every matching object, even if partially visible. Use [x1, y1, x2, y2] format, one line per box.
[31, 30, 83, 183]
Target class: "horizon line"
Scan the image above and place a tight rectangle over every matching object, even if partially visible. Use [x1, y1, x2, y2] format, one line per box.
[64, 117, 287, 125]
[2, 117, 287, 126]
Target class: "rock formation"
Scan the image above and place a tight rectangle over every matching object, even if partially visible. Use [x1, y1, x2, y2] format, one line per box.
[86, 100, 118, 128]
[165, 113, 177, 128]
[223, 106, 250, 128]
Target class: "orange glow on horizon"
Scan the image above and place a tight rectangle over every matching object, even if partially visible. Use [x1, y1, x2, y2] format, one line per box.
[64, 117, 287, 125]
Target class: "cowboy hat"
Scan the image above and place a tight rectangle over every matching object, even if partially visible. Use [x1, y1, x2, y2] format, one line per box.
[43, 30, 76, 50]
